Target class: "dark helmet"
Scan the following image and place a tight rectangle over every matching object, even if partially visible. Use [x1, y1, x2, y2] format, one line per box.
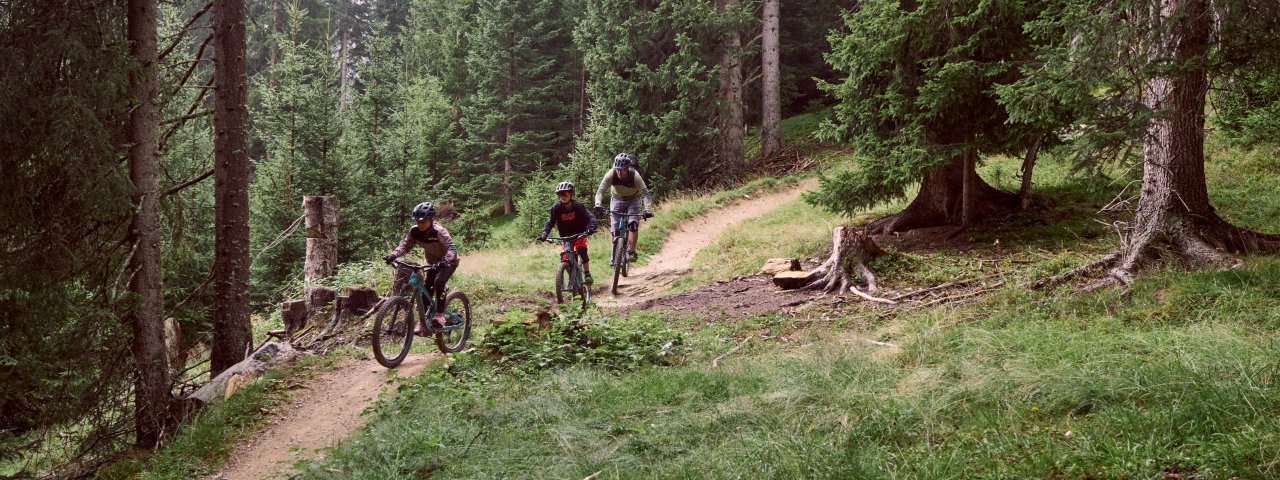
[555, 181, 575, 193]
[612, 152, 636, 169]
[412, 202, 438, 221]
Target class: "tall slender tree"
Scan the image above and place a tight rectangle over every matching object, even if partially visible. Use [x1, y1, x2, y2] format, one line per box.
[211, 0, 252, 375]
[717, 0, 745, 171]
[760, 0, 781, 157]
[126, 0, 172, 448]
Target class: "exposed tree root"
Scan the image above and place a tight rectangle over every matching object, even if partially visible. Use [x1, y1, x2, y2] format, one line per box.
[798, 226, 884, 295]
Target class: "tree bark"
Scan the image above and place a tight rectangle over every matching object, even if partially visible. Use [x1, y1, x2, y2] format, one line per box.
[211, 0, 253, 376]
[126, 0, 172, 449]
[868, 153, 1016, 234]
[1099, 0, 1280, 284]
[760, 0, 782, 157]
[717, 0, 744, 172]
[795, 226, 884, 294]
[1018, 135, 1042, 211]
[302, 195, 339, 291]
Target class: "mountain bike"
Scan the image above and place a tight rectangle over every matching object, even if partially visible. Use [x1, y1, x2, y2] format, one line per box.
[373, 259, 472, 368]
[543, 231, 594, 309]
[608, 210, 648, 295]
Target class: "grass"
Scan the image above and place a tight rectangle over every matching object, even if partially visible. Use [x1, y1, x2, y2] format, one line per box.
[289, 137, 1280, 478]
[295, 257, 1280, 479]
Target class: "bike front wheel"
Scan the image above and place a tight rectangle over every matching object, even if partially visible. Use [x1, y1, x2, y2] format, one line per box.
[555, 261, 574, 305]
[435, 291, 472, 353]
[372, 296, 414, 368]
[612, 236, 626, 295]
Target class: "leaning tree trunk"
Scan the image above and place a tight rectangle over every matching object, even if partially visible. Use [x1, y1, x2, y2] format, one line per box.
[1099, 0, 1280, 285]
[126, 0, 172, 449]
[868, 152, 1017, 234]
[211, 0, 253, 376]
[760, 0, 782, 157]
[799, 226, 885, 294]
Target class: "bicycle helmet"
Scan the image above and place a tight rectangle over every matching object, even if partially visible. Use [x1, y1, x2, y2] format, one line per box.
[612, 153, 633, 169]
[412, 202, 438, 221]
[555, 181, 575, 193]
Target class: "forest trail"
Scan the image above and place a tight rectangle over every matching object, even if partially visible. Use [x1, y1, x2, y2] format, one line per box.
[209, 353, 434, 480]
[598, 178, 819, 308]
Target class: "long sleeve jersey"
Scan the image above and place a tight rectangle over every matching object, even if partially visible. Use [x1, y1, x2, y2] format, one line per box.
[541, 199, 597, 238]
[391, 223, 459, 265]
[594, 167, 653, 210]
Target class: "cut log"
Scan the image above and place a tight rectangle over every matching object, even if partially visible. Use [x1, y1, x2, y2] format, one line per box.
[342, 285, 380, 315]
[184, 341, 297, 405]
[772, 270, 816, 289]
[281, 300, 307, 338]
[759, 258, 801, 275]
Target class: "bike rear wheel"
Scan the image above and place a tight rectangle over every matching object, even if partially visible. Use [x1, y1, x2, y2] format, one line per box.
[435, 291, 472, 353]
[372, 296, 414, 368]
[612, 236, 626, 295]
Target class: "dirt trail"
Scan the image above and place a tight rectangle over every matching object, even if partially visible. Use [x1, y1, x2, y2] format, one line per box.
[209, 353, 434, 480]
[599, 178, 819, 307]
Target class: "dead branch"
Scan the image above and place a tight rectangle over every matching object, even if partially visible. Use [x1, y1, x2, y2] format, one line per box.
[157, 1, 213, 62]
[914, 281, 1006, 309]
[161, 167, 213, 197]
[711, 337, 751, 368]
[1029, 252, 1120, 290]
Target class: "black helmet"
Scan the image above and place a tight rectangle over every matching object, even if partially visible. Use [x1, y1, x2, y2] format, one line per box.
[613, 153, 635, 169]
[412, 202, 438, 221]
[555, 181, 575, 193]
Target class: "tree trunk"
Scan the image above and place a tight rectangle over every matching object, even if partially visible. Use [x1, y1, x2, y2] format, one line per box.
[717, 0, 744, 172]
[868, 153, 1016, 234]
[1096, 0, 1280, 284]
[760, 0, 782, 157]
[302, 195, 339, 292]
[961, 147, 976, 228]
[1018, 135, 1042, 211]
[126, 0, 172, 449]
[795, 226, 885, 294]
[211, 0, 253, 377]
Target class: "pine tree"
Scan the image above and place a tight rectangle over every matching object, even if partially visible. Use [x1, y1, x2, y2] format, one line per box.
[461, 0, 579, 215]
[812, 0, 1048, 232]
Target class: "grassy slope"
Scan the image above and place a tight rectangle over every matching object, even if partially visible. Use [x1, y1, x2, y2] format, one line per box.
[294, 114, 1280, 479]
[152, 110, 1280, 478]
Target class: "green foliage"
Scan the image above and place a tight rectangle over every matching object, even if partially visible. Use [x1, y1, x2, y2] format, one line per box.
[475, 309, 686, 375]
[573, 0, 725, 191]
[815, 0, 1051, 217]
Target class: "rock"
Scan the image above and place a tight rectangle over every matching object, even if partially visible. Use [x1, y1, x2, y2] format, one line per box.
[760, 258, 802, 275]
[772, 270, 815, 290]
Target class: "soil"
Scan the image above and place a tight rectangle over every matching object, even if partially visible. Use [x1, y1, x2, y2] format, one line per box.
[630, 273, 826, 322]
[208, 353, 434, 480]
[597, 178, 820, 308]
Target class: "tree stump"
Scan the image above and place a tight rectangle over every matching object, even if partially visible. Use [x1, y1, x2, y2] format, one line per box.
[303, 195, 339, 291]
[281, 300, 307, 339]
[343, 285, 380, 316]
[796, 226, 885, 293]
[306, 286, 336, 314]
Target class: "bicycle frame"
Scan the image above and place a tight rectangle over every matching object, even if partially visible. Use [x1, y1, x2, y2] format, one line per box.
[545, 231, 592, 304]
[394, 260, 462, 333]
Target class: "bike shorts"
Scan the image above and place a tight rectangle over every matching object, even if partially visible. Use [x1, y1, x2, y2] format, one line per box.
[567, 236, 589, 250]
[610, 197, 644, 231]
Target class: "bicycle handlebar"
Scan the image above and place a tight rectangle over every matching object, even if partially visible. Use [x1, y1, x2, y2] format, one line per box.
[607, 210, 649, 217]
[386, 258, 442, 271]
[543, 231, 595, 243]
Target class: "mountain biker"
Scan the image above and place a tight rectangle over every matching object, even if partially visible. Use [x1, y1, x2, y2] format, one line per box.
[383, 201, 459, 331]
[594, 153, 653, 263]
[538, 181, 598, 285]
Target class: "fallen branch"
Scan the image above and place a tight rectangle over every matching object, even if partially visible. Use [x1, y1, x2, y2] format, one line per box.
[890, 274, 996, 301]
[915, 281, 1006, 309]
[1029, 253, 1120, 290]
[711, 337, 751, 368]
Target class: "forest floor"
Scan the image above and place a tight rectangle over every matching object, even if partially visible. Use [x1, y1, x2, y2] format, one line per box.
[598, 178, 819, 308]
[208, 353, 433, 480]
[205, 179, 824, 479]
